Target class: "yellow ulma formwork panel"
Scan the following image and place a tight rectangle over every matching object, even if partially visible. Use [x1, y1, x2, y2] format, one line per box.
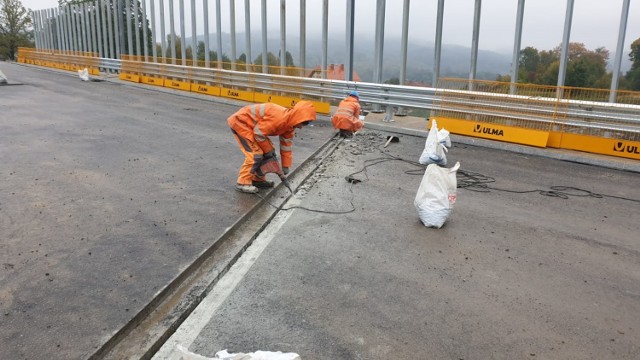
[190, 83, 221, 96]
[120, 73, 140, 83]
[432, 117, 550, 148]
[164, 79, 191, 91]
[141, 75, 164, 86]
[254, 93, 331, 114]
[220, 87, 254, 102]
[555, 133, 640, 160]
[307, 100, 330, 115]
[547, 132, 563, 148]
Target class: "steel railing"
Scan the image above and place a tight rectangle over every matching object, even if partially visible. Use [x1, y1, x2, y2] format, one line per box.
[17, 49, 640, 143]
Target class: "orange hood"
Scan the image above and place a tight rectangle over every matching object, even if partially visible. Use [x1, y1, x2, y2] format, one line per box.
[287, 101, 317, 127]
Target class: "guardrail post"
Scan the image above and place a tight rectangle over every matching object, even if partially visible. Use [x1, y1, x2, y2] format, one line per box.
[279, 0, 286, 76]
[371, 0, 386, 113]
[396, 0, 410, 116]
[204, 0, 210, 68]
[510, 0, 525, 95]
[609, 0, 630, 103]
[469, 0, 481, 91]
[244, 0, 252, 72]
[300, 0, 306, 76]
[230, 0, 237, 70]
[383, 105, 394, 123]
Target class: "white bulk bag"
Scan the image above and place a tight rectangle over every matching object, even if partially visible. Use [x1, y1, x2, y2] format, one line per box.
[419, 119, 448, 166]
[414, 162, 460, 228]
[78, 68, 90, 81]
[438, 128, 452, 148]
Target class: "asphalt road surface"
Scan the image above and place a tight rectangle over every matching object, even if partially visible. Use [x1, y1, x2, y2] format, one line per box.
[0, 62, 335, 360]
[156, 131, 640, 360]
[2, 62, 640, 360]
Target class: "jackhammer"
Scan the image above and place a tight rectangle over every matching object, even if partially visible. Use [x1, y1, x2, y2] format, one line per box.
[256, 157, 293, 194]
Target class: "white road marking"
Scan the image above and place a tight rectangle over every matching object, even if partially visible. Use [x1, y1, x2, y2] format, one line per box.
[152, 198, 301, 359]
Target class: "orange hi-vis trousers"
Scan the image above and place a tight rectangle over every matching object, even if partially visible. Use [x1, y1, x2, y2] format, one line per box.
[231, 130, 267, 185]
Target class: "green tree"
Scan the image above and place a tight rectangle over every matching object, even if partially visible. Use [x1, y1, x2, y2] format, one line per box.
[0, 0, 33, 60]
[562, 43, 609, 88]
[625, 38, 640, 90]
[512, 43, 610, 88]
[518, 46, 540, 82]
[253, 52, 279, 67]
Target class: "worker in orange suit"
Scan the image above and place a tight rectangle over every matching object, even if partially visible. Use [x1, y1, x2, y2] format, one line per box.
[227, 101, 317, 194]
[331, 90, 363, 138]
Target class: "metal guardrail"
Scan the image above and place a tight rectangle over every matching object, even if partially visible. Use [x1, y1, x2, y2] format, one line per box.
[117, 56, 441, 110]
[18, 49, 640, 142]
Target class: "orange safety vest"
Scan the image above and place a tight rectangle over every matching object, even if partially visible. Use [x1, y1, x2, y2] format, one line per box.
[227, 101, 316, 168]
[331, 96, 363, 132]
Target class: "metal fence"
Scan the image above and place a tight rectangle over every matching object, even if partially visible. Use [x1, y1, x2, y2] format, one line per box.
[17, 47, 640, 145]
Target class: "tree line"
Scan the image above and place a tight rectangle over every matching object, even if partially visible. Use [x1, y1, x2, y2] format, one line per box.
[497, 40, 640, 91]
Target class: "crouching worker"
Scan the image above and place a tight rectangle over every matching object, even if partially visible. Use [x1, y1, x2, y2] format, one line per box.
[228, 101, 317, 194]
[331, 90, 363, 138]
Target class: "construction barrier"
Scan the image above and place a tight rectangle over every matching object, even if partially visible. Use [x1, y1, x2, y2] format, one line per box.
[433, 78, 640, 160]
[17, 49, 331, 114]
[17, 48, 100, 75]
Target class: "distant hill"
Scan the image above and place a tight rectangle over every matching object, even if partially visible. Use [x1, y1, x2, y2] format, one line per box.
[186, 32, 546, 83]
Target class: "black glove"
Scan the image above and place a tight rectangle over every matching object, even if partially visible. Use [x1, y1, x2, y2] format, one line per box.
[263, 150, 276, 159]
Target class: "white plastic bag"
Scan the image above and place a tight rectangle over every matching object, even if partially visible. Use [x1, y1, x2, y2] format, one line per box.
[78, 68, 90, 81]
[419, 119, 448, 166]
[414, 161, 460, 228]
[438, 128, 452, 148]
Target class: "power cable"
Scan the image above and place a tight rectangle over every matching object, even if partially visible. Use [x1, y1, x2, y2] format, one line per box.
[254, 144, 639, 215]
[345, 149, 640, 204]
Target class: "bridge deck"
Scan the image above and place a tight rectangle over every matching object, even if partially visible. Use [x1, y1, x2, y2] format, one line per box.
[0, 62, 335, 359]
[1, 62, 639, 360]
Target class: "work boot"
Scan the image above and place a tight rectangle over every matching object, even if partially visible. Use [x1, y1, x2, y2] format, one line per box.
[252, 180, 275, 189]
[235, 183, 258, 194]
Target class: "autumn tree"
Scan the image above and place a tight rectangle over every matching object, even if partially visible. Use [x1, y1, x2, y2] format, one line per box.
[0, 0, 33, 60]
[625, 38, 640, 90]
[514, 43, 610, 88]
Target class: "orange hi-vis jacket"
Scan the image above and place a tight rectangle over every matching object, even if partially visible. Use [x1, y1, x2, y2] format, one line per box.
[331, 96, 363, 132]
[227, 101, 316, 169]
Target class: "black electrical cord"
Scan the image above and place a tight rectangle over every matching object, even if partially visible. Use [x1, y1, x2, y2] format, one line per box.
[344, 149, 640, 204]
[253, 144, 639, 214]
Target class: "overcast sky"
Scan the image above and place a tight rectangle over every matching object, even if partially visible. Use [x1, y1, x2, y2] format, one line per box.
[23, 0, 640, 56]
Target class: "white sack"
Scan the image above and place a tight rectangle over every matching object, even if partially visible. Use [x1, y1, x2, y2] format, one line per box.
[414, 162, 460, 228]
[78, 68, 90, 81]
[177, 345, 301, 360]
[438, 128, 452, 148]
[419, 119, 447, 166]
